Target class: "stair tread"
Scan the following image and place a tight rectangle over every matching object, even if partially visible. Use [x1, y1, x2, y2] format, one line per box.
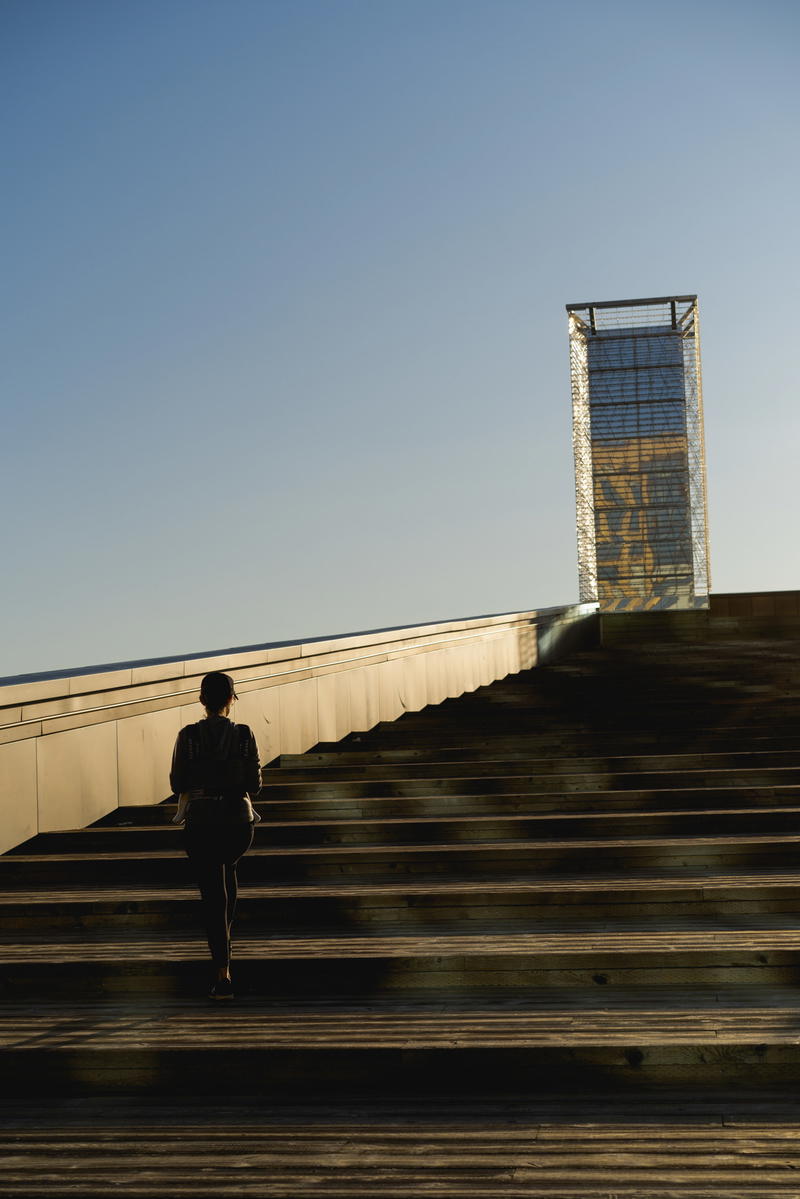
[8, 831, 800, 863]
[7, 922, 800, 961]
[6, 869, 800, 906]
[262, 767, 800, 789]
[26, 806, 800, 849]
[4, 993, 800, 1050]
[274, 749, 800, 772]
[120, 783, 800, 811]
[4, 1125, 800, 1196]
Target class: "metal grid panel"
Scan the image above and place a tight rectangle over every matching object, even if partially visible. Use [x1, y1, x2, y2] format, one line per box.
[566, 296, 710, 612]
[569, 314, 596, 603]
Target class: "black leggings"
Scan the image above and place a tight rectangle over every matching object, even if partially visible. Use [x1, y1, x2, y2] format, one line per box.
[184, 820, 254, 970]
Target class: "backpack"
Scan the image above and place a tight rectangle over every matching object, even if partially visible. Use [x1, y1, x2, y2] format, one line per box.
[185, 720, 251, 794]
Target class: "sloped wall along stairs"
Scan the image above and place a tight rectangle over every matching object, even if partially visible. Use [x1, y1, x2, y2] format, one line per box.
[5, 603, 800, 1194]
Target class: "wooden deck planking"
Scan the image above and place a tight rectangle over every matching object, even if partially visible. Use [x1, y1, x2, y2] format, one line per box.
[9, 868, 800, 906]
[6, 639, 800, 1190]
[8, 924, 800, 961]
[8, 829, 800, 867]
[4, 1001, 800, 1050]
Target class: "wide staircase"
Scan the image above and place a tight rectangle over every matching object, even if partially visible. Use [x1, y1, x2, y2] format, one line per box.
[4, 627, 800, 1194]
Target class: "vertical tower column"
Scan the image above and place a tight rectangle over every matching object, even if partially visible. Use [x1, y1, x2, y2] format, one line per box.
[566, 295, 710, 612]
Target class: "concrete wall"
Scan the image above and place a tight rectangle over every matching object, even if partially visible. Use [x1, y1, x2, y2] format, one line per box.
[0, 604, 598, 853]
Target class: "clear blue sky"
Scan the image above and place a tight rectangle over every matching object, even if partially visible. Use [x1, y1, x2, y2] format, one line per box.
[2, 0, 798, 677]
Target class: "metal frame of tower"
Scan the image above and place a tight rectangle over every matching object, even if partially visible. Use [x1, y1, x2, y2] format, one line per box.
[566, 295, 710, 612]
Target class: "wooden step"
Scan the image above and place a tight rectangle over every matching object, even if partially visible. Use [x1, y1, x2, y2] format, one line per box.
[8, 867, 800, 905]
[272, 749, 800, 781]
[7, 922, 800, 964]
[25, 806, 800, 858]
[97, 785, 800, 827]
[6, 833, 800, 889]
[259, 768, 800, 802]
[4, 921, 800, 1000]
[5, 834, 800, 891]
[5, 991, 800, 1048]
[5, 1106, 800, 1197]
[5, 870, 800, 938]
[256, 787, 800, 821]
[5, 992, 800, 1098]
[277, 743, 800, 770]
[314, 726, 800, 748]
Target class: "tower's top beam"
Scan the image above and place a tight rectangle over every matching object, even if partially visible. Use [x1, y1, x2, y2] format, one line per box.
[566, 294, 696, 312]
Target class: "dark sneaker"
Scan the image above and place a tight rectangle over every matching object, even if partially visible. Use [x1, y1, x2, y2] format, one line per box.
[209, 977, 234, 1000]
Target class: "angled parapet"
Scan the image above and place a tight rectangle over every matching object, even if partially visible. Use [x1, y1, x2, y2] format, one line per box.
[566, 295, 711, 612]
[0, 603, 598, 854]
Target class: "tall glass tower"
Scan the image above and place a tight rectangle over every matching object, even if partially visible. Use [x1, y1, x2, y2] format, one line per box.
[566, 295, 710, 612]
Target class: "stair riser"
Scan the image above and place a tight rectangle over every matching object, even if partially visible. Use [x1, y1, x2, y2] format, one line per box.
[277, 743, 800, 769]
[266, 812, 800, 847]
[5, 890, 800, 934]
[3, 844, 799, 886]
[354, 708, 800, 730]
[4, 954, 800, 1000]
[310, 730, 800, 755]
[95, 786, 800, 828]
[28, 809, 800, 854]
[346, 738, 800, 757]
[258, 791, 800, 823]
[261, 770, 800, 800]
[5, 1043, 800, 1099]
[363, 701, 800, 720]
[273, 753, 800, 783]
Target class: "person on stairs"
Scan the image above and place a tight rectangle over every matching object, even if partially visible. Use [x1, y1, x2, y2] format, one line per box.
[169, 671, 262, 1000]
